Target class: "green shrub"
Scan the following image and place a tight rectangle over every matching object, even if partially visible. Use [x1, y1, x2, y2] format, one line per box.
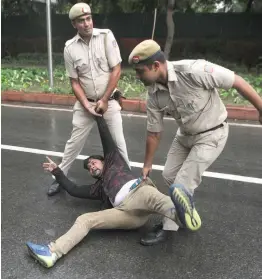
[1, 66, 262, 104]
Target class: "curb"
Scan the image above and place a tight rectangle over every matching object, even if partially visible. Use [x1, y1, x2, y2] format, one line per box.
[1, 90, 259, 121]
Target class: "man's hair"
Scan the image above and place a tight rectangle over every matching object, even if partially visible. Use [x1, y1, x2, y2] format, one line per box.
[83, 155, 104, 170]
[141, 51, 166, 67]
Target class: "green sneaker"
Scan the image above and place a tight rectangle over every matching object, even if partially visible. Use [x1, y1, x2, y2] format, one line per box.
[26, 242, 58, 268]
[170, 184, 201, 231]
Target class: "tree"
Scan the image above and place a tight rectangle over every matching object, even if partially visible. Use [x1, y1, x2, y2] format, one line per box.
[3, 0, 261, 16]
[2, 0, 35, 16]
[164, 0, 175, 59]
[246, 0, 255, 12]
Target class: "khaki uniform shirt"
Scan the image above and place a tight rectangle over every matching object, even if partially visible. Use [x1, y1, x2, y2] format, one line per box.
[64, 28, 122, 100]
[147, 60, 235, 135]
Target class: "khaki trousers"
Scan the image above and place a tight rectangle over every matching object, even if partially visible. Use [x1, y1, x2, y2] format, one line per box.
[162, 122, 229, 194]
[161, 123, 228, 230]
[50, 180, 180, 257]
[59, 100, 129, 175]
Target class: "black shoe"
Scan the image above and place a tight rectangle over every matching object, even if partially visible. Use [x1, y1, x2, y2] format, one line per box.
[47, 181, 61, 196]
[140, 223, 168, 246]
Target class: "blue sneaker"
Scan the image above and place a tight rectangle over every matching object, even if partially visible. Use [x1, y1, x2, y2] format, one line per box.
[26, 242, 58, 268]
[169, 184, 201, 231]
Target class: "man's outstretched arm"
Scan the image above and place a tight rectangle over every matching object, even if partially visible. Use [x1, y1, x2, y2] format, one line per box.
[51, 167, 102, 200]
[233, 74, 262, 124]
[43, 157, 102, 200]
[95, 116, 117, 156]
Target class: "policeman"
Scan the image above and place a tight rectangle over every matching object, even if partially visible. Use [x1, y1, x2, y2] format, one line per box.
[47, 3, 130, 196]
[129, 39, 262, 245]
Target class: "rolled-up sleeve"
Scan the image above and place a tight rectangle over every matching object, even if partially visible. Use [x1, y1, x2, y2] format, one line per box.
[105, 30, 122, 68]
[146, 92, 164, 133]
[190, 60, 235, 90]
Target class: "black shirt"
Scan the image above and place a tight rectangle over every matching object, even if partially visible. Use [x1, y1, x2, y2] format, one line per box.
[52, 116, 136, 206]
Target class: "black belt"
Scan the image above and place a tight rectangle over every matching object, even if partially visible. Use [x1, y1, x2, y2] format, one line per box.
[197, 120, 227, 135]
[87, 97, 114, 102]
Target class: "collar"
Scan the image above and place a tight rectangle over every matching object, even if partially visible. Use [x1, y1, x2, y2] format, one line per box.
[92, 28, 100, 36]
[167, 61, 178, 82]
[151, 61, 178, 93]
[75, 28, 100, 42]
[75, 33, 84, 42]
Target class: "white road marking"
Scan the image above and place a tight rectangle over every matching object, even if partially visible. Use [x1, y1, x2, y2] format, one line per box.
[2, 104, 261, 128]
[1, 103, 72, 112]
[1, 144, 262, 185]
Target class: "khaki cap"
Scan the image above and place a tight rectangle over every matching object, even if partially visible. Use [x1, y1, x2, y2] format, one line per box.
[69, 3, 91, 20]
[128, 39, 161, 65]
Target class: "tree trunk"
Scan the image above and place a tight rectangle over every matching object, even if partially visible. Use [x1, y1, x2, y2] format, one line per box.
[164, 0, 175, 59]
[245, 0, 254, 12]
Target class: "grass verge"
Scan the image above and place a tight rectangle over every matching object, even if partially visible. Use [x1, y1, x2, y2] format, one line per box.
[2, 54, 262, 105]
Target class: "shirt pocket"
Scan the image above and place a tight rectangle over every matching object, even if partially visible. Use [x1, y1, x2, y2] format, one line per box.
[172, 92, 206, 124]
[166, 97, 181, 120]
[74, 58, 91, 77]
[156, 90, 181, 120]
[94, 54, 110, 73]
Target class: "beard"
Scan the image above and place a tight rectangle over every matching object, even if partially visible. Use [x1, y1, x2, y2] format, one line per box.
[91, 169, 102, 179]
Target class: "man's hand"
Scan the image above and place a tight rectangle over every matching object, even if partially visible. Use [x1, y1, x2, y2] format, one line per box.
[70, 78, 102, 116]
[86, 103, 102, 117]
[43, 156, 58, 173]
[142, 165, 152, 180]
[95, 99, 109, 114]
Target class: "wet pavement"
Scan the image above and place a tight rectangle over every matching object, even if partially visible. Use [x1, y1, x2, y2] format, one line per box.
[1, 104, 262, 279]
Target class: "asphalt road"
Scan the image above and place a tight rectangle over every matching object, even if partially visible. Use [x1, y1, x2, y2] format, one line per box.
[1, 104, 262, 279]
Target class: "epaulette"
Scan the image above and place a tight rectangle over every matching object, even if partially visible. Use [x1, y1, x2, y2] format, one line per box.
[94, 28, 110, 34]
[65, 36, 77, 47]
[173, 63, 191, 72]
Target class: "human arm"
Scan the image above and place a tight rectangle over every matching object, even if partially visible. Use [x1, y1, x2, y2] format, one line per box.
[70, 78, 101, 117]
[190, 60, 262, 124]
[142, 131, 162, 179]
[95, 117, 117, 157]
[232, 75, 262, 124]
[64, 47, 101, 117]
[96, 64, 121, 114]
[43, 157, 103, 199]
[142, 91, 164, 179]
[96, 31, 122, 114]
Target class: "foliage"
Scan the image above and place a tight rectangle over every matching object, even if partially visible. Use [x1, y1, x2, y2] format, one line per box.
[1, 67, 70, 93]
[1, 67, 146, 98]
[2, 53, 65, 67]
[118, 70, 146, 99]
[2, 65, 262, 104]
[220, 74, 262, 104]
[2, 0, 261, 16]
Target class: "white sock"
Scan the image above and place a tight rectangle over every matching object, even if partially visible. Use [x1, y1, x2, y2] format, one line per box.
[48, 244, 58, 261]
[162, 217, 179, 231]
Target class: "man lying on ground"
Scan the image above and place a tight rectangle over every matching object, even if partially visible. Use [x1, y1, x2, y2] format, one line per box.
[26, 116, 200, 268]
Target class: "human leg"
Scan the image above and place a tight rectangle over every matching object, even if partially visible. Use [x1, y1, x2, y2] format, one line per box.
[170, 123, 229, 229]
[26, 208, 149, 268]
[47, 102, 95, 196]
[141, 136, 189, 245]
[59, 101, 95, 176]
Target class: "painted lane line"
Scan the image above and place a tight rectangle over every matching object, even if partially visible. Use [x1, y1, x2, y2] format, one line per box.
[1, 104, 72, 112]
[2, 104, 262, 128]
[1, 144, 262, 185]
